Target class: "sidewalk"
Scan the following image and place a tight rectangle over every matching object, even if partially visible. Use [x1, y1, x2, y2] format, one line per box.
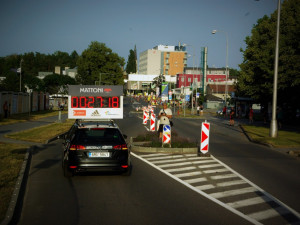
[0, 114, 68, 145]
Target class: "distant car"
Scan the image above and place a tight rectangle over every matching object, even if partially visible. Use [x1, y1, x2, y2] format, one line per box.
[62, 120, 131, 177]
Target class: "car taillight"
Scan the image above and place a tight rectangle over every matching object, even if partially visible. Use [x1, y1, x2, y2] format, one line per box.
[70, 145, 86, 150]
[121, 165, 128, 168]
[113, 144, 128, 150]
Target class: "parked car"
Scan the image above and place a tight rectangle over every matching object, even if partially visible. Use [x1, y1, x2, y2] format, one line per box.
[62, 119, 131, 177]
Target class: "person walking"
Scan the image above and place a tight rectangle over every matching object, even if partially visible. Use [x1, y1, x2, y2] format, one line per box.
[229, 107, 235, 126]
[249, 107, 254, 124]
[223, 106, 227, 118]
[158, 102, 172, 139]
[3, 101, 8, 118]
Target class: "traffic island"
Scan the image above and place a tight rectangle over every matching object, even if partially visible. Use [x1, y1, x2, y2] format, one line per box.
[131, 143, 198, 154]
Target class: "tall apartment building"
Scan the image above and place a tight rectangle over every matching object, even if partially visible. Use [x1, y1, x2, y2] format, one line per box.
[139, 44, 187, 75]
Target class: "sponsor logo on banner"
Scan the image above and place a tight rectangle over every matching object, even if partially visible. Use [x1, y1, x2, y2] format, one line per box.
[73, 110, 86, 116]
[104, 88, 112, 93]
[91, 110, 101, 117]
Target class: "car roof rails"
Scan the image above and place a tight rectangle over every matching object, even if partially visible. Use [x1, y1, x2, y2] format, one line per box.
[75, 119, 116, 128]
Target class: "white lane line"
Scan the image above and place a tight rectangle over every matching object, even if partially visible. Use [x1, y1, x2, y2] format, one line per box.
[227, 196, 272, 209]
[165, 166, 197, 173]
[131, 152, 262, 225]
[211, 173, 238, 180]
[151, 158, 188, 164]
[184, 177, 207, 184]
[210, 187, 257, 199]
[140, 153, 174, 159]
[216, 179, 247, 187]
[174, 171, 202, 178]
[248, 207, 290, 221]
[159, 162, 191, 168]
[203, 168, 229, 174]
[146, 155, 183, 161]
[189, 159, 215, 164]
[196, 184, 215, 191]
[197, 164, 222, 169]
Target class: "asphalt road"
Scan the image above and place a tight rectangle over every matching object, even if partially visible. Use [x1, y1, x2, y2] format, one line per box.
[16, 97, 300, 225]
[171, 116, 300, 215]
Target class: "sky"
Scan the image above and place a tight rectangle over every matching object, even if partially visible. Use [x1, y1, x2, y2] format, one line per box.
[0, 0, 278, 70]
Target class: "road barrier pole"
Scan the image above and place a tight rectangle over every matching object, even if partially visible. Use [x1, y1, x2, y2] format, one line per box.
[198, 120, 210, 157]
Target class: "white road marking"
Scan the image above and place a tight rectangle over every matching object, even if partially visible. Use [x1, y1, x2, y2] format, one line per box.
[203, 168, 229, 174]
[165, 166, 197, 173]
[195, 184, 215, 191]
[132, 152, 300, 224]
[210, 187, 257, 199]
[227, 196, 272, 209]
[184, 177, 207, 184]
[248, 207, 290, 221]
[159, 162, 192, 168]
[174, 171, 202, 178]
[211, 173, 238, 180]
[216, 179, 247, 187]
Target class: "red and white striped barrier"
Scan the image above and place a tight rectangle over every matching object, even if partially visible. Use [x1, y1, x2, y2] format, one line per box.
[150, 113, 156, 131]
[143, 110, 148, 125]
[200, 121, 210, 154]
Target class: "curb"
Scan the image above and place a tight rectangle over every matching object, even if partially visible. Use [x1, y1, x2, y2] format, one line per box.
[1, 146, 33, 225]
[132, 144, 198, 154]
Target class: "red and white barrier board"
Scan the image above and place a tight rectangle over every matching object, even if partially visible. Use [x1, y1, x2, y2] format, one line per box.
[163, 124, 171, 144]
[143, 110, 148, 124]
[200, 121, 210, 154]
[150, 113, 156, 131]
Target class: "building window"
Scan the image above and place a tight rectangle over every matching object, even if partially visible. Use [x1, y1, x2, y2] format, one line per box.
[188, 78, 191, 82]
[181, 78, 184, 82]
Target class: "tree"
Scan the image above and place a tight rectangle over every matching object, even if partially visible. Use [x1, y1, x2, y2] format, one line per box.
[125, 49, 137, 74]
[0, 71, 20, 92]
[237, 0, 300, 113]
[77, 41, 125, 85]
[43, 74, 76, 94]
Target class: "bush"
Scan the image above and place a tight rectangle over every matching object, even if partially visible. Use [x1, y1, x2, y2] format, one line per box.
[134, 131, 197, 148]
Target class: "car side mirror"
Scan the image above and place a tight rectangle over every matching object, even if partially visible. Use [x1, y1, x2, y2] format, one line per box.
[123, 134, 128, 139]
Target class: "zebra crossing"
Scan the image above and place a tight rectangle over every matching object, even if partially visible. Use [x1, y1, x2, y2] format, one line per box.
[132, 152, 300, 225]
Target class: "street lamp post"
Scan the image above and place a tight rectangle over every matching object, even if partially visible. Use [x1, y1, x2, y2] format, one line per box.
[211, 30, 228, 106]
[20, 59, 24, 92]
[270, 0, 281, 138]
[183, 43, 196, 114]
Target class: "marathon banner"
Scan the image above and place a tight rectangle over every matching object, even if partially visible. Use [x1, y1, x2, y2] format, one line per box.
[161, 82, 168, 102]
[68, 85, 123, 96]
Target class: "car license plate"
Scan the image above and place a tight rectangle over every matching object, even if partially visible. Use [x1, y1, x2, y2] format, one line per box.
[89, 151, 110, 158]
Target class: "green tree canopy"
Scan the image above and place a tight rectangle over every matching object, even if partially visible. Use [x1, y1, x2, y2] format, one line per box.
[77, 41, 125, 85]
[238, 0, 300, 111]
[125, 49, 137, 74]
[43, 74, 76, 94]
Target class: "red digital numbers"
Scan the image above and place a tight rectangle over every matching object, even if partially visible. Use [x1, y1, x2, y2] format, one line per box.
[71, 96, 119, 108]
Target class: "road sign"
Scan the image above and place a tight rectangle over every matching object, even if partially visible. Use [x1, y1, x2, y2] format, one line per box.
[200, 121, 210, 154]
[163, 124, 171, 144]
[185, 95, 190, 102]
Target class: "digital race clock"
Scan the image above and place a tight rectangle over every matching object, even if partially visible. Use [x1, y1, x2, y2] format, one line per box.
[68, 85, 123, 119]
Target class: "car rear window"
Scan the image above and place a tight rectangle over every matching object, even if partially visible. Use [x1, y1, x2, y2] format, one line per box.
[75, 128, 123, 143]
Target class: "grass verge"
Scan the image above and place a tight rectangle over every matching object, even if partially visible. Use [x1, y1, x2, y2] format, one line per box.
[5, 119, 74, 143]
[242, 125, 300, 148]
[0, 110, 68, 126]
[0, 142, 28, 222]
